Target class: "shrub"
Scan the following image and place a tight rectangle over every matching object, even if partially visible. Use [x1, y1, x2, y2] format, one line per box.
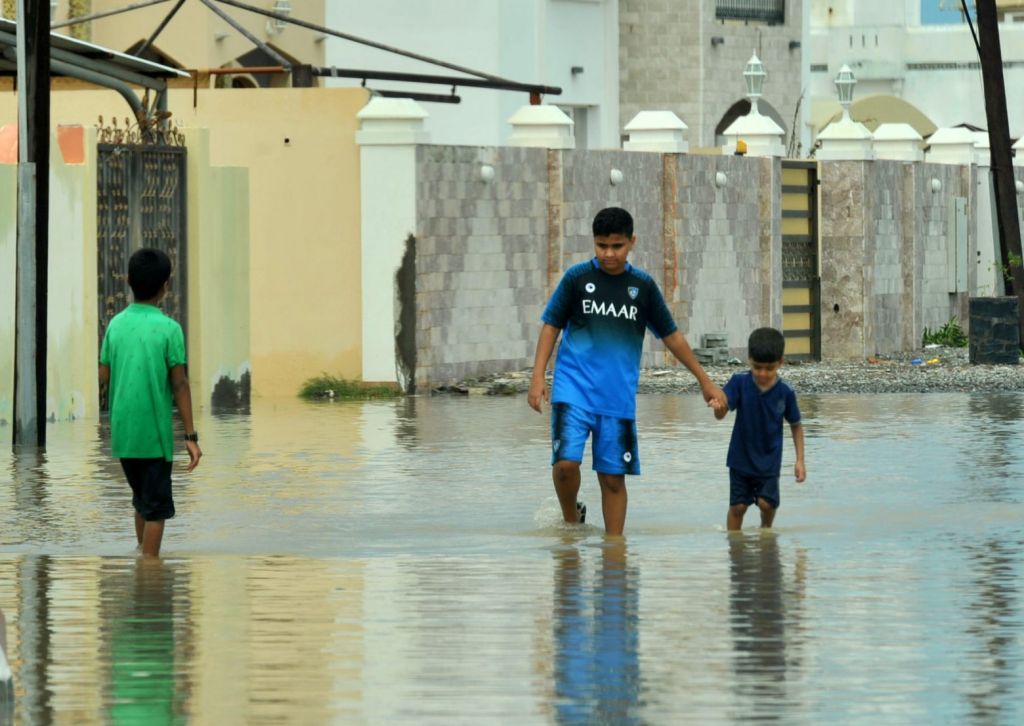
[299, 374, 401, 400]
[922, 317, 967, 348]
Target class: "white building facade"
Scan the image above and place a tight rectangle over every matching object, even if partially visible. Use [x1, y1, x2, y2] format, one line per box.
[323, 0, 620, 149]
[809, 0, 1024, 139]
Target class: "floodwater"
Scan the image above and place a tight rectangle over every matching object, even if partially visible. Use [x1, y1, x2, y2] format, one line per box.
[1, 391, 1023, 724]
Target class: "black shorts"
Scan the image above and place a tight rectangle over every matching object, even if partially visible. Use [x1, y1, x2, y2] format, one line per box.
[729, 468, 779, 509]
[120, 458, 175, 521]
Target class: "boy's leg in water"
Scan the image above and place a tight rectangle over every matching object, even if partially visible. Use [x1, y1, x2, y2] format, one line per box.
[727, 503, 748, 531]
[757, 498, 776, 528]
[553, 460, 583, 523]
[597, 473, 627, 536]
[134, 511, 145, 545]
[141, 519, 165, 557]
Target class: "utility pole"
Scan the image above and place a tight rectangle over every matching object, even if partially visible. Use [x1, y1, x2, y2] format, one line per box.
[13, 0, 50, 449]
[972, 1, 1024, 339]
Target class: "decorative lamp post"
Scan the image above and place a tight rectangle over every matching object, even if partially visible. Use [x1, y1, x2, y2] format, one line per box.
[743, 51, 766, 114]
[834, 64, 857, 121]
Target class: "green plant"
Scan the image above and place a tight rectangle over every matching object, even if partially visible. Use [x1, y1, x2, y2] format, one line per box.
[922, 317, 968, 348]
[299, 374, 401, 400]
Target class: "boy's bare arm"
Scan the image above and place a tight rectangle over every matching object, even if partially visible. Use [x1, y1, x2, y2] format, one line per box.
[528, 324, 560, 413]
[98, 364, 110, 396]
[791, 422, 806, 482]
[661, 330, 726, 408]
[170, 365, 202, 472]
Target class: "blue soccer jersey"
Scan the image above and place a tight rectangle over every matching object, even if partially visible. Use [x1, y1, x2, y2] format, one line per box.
[542, 258, 677, 419]
[723, 372, 801, 477]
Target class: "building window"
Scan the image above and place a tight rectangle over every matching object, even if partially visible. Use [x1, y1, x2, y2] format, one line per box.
[715, 0, 785, 25]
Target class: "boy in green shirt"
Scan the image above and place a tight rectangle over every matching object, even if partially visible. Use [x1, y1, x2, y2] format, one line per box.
[99, 248, 202, 557]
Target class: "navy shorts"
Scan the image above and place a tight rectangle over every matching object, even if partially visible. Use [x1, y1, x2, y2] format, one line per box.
[729, 469, 779, 509]
[551, 402, 640, 475]
[120, 458, 175, 521]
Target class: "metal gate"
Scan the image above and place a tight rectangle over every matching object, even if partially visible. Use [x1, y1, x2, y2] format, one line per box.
[97, 143, 188, 403]
[780, 160, 820, 361]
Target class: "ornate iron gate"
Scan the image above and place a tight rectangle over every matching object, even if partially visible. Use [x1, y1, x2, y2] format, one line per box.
[97, 142, 188, 403]
[780, 160, 820, 360]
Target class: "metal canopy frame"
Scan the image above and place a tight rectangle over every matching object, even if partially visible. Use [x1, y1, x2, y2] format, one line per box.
[0, 17, 189, 126]
[43, 0, 561, 104]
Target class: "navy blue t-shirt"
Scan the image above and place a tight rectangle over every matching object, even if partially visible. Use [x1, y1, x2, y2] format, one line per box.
[542, 258, 677, 419]
[723, 371, 801, 477]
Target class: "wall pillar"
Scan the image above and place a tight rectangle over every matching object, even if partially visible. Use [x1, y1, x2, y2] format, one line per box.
[357, 97, 428, 384]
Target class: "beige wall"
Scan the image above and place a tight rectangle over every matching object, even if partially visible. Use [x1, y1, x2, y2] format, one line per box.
[65, 0, 325, 72]
[167, 87, 366, 398]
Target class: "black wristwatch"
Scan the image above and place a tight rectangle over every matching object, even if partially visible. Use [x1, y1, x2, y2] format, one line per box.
[184, 431, 199, 443]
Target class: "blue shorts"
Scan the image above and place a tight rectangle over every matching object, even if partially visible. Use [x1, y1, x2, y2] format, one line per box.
[729, 469, 779, 509]
[551, 403, 640, 475]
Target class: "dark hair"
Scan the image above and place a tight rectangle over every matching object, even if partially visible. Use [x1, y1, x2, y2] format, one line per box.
[592, 207, 633, 238]
[748, 327, 785, 363]
[128, 248, 172, 301]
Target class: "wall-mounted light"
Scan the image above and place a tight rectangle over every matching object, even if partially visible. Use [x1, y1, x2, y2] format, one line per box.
[930, 177, 942, 193]
[1016, 179, 1024, 195]
[480, 164, 495, 183]
[214, 31, 229, 42]
[571, 66, 584, 75]
[267, 0, 291, 34]
[609, 168, 624, 186]
[789, 40, 801, 51]
[714, 171, 728, 188]
[711, 36, 725, 48]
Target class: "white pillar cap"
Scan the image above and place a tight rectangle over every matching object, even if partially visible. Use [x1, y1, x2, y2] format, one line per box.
[623, 110, 689, 153]
[1013, 136, 1024, 166]
[925, 126, 978, 165]
[508, 105, 574, 149]
[815, 116, 874, 160]
[721, 111, 786, 157]
[872, 123, 923, 162]
[356, 96, 429, 145]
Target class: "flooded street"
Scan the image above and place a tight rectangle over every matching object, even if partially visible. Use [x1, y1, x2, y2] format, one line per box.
[1, 392, 1023, 723]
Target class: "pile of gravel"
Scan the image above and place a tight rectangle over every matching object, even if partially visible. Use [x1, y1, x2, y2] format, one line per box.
[440, 346, 1024, 396]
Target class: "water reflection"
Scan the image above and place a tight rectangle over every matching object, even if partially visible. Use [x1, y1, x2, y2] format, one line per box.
[552, 537, 642, 724]
[728, 532, 805, 720]
[961, 537, 1022, 723]
[1, 604, 11, 722]
[104, 559, 185, 725]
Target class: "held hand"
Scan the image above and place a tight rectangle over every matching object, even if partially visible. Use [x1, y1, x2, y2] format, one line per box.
[527, 381, 549, 413]
[701, 380, 727, 410]
[709, 397, 727, 416]
[185, 440, 202, 472]
[794, 460, 806, 483]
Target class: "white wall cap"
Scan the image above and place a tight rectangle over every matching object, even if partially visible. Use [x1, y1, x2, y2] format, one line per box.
[722, 111, 785, 138]
[926, 126, 978, 165]
[356, 96, 429, 145]
[927, 126, 978, 145]
[872, 123, 923, 142]
[357, 96, 429, 121]
[1014, 136, 1024, 166]
[623, 111, 689, 152]
[623, 110, 688, 132]
[817, 116, 873, 141]
[508, 104, 575, 149]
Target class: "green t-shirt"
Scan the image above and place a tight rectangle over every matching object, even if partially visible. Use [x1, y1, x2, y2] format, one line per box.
[99, 304, 187, 461]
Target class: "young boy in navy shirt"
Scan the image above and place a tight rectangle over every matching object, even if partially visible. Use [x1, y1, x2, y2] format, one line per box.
[528, 207, 725, 535]
[712, 327, 805, 530]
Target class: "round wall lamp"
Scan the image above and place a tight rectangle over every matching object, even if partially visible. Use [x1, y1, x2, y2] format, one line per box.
[609, 168, 624, 186]
[480, 164, 495, 183]
[715, 171, 728, 188]
[930, 177, 942, 193]
[1016, 179, 1024, 195]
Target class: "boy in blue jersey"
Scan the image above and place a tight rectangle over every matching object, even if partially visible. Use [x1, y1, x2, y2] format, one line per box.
[711, 327, 805, 530]
[528, 207, 726, 535]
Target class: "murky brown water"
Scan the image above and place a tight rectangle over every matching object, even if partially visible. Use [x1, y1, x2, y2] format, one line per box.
[1, 393, 1023, 724]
